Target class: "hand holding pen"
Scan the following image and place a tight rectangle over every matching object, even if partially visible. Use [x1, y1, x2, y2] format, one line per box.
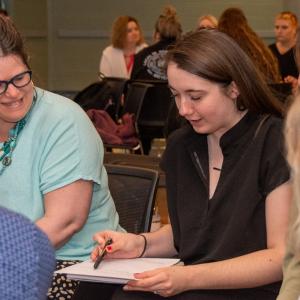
[93, 237, 113, 269]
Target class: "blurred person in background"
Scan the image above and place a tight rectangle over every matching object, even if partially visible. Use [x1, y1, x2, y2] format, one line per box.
[99, 15, 147, 79]
[131, 5, 182, 81]
[197, 14, 218, 30]
[269, 11, 298, 91]
[219, 7, 281, 83]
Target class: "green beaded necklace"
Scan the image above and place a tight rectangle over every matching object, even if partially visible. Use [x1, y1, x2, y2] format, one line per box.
[0, 97, 36, 175]
[0, 119, 26, 167]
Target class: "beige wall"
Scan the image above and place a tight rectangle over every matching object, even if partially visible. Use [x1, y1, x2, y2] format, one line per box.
[8, 0, 298, 92]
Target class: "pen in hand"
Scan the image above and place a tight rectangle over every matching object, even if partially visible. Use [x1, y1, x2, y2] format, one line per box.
[93, 238, 113, 269]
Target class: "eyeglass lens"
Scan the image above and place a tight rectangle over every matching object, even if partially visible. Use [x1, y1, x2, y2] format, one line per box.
[0, 71, 32, 95]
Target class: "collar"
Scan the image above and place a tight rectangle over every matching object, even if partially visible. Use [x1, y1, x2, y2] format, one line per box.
[219, 112, 259, 156]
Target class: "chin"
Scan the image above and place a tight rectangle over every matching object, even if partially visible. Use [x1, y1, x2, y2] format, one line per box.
[191, 125, 208, 134]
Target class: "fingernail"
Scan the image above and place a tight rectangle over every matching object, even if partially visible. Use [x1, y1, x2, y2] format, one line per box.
[107, 246, 112, 251]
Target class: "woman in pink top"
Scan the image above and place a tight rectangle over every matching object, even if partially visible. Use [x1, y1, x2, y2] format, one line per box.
[99, 16, 147, 79]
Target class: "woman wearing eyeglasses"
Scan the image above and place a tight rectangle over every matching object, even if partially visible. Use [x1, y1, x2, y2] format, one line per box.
[0, 15, 123, 300]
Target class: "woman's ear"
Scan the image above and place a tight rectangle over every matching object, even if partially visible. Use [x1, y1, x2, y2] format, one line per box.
[228, 81, 240, 100]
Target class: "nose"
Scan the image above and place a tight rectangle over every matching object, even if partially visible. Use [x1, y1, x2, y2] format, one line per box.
[5, 82, 20, 97]
[298, 75, 300, 88]
[177, 98, 194, 117]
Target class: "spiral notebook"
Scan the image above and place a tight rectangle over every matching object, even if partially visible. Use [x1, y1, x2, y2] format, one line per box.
[55, 258, 180, 284]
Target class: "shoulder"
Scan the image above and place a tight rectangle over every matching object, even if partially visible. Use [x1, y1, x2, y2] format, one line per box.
[253, 115, 284, 146]
[33, 87, 96, 134]
[136, 43, 148, 53]
[262, 115, 283, 134]
[35, 87, 86, 118]
[103, 45, 122, 56]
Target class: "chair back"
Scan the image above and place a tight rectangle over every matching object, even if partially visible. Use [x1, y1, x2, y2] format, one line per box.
[51, 90, 79, 100]
[0, 207, 55, 299]
[74, 77, 127, 120]
[103, 77, 128, 120]
[123, 82, 154, 129]
[105, 164, 159, 233]
[136, 80, 173, 129]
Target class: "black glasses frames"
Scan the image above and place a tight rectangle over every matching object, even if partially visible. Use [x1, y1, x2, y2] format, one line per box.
[0, 70, 32, 95]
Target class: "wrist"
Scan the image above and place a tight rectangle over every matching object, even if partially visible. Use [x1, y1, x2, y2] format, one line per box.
[137, 234, 147, 258]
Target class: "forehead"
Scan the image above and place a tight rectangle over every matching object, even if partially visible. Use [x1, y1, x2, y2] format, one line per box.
[275, 18, 293, 27]
[127, 21, 138, 29]
[167, 63, 216, 91]
[199, 18, 214, 27]
[0, 54, 26, 72]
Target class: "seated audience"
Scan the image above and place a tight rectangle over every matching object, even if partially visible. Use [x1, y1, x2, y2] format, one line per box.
[131, 5, 182, 81]
[76, 29, 291, 300]
[277, 28, 300, 300]
[269, 11, 298, 91]
[196, 14, 218, 29]
[99, 15, 147, 78]
[0, 15, 123, 299]
[219, 7, 281, 83]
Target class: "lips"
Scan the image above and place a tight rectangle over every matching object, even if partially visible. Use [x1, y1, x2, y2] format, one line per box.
[189, 118, 203, 125]
[1, 99, 23, 108]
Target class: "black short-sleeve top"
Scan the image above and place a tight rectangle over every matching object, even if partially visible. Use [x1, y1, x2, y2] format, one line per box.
[269, 43, 298, 79]
[161, 113, 289, 266]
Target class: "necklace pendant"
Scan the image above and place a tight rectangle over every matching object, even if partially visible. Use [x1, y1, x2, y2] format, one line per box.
[2, 156, 11, 166]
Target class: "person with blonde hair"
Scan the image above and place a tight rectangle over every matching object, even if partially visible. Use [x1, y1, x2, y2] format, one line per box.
[99, 15, 147, 78]
[270, 11, 298, 90]
[277, 27, 300, 300]
[197, 14, 218, 29]
[219, 7, 281, 83]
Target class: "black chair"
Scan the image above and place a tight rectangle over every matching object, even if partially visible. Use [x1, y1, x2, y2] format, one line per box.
[104, 81, 153, 154]
[52, 90, 79, 100]
[105, 163, 159, 233]
[129, 80, 173, 154]
[73, 76, 127, 121]
[102, 76, 128, 120]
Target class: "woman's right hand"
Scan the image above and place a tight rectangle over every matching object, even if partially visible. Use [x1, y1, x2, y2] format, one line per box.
[91, 230, 146, 261]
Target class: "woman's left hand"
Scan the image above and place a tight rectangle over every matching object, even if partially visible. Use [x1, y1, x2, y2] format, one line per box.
[123, 265, 188, 297]
[284, 75, 298, 94]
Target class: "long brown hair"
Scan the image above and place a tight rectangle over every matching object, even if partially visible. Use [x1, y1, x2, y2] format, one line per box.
[218, 7, 281, 83]
[166, 29, 284, 116]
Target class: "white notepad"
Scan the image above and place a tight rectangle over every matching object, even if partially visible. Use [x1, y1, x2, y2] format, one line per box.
[55, 258, 180, 284]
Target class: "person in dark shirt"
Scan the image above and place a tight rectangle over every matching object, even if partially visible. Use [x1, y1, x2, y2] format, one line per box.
[81, 30, 291, 300]
[269, 11, 298, 91]
[131, 5, 182, 81]
[130, 5, 182, 154]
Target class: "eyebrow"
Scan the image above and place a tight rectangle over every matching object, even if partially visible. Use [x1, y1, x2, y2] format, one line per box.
[168, 85, 206, 93]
